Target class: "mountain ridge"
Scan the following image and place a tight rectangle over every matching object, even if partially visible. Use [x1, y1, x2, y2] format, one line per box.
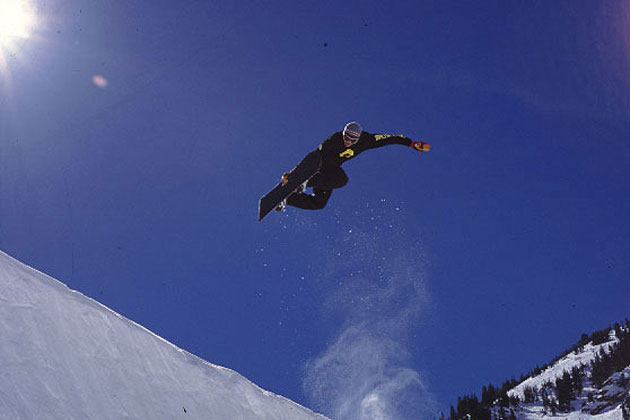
[447, 321, 630, 420]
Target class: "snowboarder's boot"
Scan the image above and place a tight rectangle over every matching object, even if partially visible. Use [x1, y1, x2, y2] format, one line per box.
[293, 181, 307, 194]
[258, 150, 322, 221]
[275, 199, 287, 212]
[275, 176, 306, 212]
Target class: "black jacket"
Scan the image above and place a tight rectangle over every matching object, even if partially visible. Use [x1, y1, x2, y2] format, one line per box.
[316, 131, 413, 170]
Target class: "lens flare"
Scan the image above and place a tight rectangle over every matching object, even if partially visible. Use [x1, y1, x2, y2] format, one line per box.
[0, 0, 36, 86]
[92, 75, 108, 88]
[0, 0, 36, 44]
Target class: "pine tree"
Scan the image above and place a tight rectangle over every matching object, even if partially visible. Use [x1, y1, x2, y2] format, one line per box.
[623, 395, 630, 420]
[509, 409, 516, 420]
[591, 327, 612, 345]
[540, 381, 557, 415]
[523, 386, 537, 403]
[575, 333, 590, 353]
[571, 365, 584, 396]
[555, 371, 574, 412]
[498, 406, 507, 420]
[481, 385, 489, 406]
[541, 386, 550, 414]
[591, 348, 612, 387]
[482, 385, 497, 406]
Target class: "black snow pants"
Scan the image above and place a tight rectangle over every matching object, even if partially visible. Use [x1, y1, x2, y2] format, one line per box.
[286, 166, 348, 210]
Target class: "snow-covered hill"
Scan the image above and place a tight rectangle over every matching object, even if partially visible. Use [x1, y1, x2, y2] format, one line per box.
[0, 250, 327, 420]
[506, 329, 628, 420]
[508, 333, 619, 400]
[451, 324, 630, 420]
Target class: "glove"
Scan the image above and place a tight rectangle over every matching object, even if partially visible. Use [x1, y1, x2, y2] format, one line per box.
[281, 172, 291, 185]
[411, 141, 431, 152]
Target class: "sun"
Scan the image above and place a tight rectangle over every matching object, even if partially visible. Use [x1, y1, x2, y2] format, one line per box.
[0, 0, 36, 48]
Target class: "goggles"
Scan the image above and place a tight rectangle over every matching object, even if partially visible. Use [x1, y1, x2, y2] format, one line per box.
[343, 130, 360, 146]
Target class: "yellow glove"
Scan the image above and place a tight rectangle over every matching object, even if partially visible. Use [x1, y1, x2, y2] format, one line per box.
[411, 141, 431, 152]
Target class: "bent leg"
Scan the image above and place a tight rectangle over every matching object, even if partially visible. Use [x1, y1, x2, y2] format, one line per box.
[308, 167, 348, 190]
[285, 167, 346, 210]
[286, 188, 332, 210]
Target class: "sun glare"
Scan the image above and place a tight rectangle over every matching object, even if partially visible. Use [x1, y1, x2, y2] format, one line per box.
[0, 0, 36, 46]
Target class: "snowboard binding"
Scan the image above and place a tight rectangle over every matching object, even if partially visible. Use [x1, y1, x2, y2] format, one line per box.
[274, 173, 307, 212]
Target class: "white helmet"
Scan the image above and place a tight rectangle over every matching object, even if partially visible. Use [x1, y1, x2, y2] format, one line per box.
[343, 121, 362, 145]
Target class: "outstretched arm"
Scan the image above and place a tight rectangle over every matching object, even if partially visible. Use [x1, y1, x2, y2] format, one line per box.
[366, 133, 431, 152]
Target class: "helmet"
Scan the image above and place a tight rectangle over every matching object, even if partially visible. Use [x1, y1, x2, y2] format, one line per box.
[343, 121, 362, 146]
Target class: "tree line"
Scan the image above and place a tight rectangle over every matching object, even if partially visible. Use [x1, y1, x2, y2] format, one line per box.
[443, 319, 630, 420]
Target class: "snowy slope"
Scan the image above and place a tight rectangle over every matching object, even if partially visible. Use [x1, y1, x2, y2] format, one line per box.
[0, 250, 328, 420]
[503, 330, 629, 420]
[516, 405, 623, 420]
[509, 335, 619, 400]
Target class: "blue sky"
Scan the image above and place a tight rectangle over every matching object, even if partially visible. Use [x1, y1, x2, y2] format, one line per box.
[1, 1, 628, 419]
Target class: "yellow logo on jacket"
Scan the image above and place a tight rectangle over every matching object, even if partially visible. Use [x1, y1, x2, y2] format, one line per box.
[375, 134, 405, 142]
[375, 134, 392, 142]
[339, 149, 354, 158]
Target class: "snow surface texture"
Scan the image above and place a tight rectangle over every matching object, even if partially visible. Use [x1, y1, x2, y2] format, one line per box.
[516, 406, 623, 420]
[0, 250, 328, 420]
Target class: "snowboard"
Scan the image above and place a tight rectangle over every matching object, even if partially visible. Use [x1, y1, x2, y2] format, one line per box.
[258, 151, 322, 221]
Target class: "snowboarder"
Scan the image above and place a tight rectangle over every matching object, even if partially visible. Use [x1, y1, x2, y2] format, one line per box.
[278, 121, 431, 211]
